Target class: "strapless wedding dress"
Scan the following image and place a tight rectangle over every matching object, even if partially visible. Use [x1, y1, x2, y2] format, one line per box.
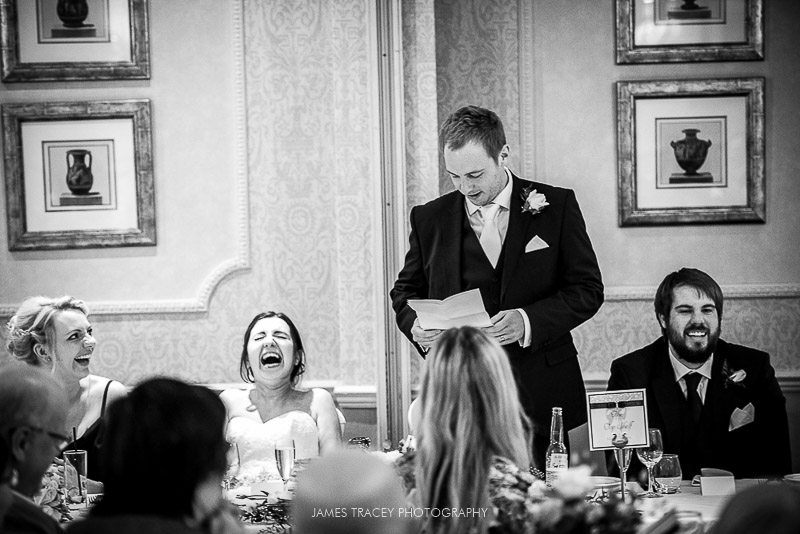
[227, 410, 319, 483]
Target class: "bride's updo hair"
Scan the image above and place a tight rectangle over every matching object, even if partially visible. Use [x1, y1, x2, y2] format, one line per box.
[5, 296, 88, 366]
[239, 311, 306, 385]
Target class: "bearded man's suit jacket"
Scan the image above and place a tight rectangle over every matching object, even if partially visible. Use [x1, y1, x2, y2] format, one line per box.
[607, 337, 791, 479]
[391, 174, 603, 467]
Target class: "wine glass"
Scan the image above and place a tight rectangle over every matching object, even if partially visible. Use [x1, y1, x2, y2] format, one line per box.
[274, 439, 296, 496]
[636, 428, 664, 498]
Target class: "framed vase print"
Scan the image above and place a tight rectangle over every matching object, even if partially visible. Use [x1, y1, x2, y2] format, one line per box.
[2, 100, 156, 250]
[0, 0, 150, 81]
[616, 0, 764, 63]
[616, 78, 765, 226]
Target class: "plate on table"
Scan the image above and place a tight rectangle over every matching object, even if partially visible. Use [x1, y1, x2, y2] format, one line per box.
[590, 476, 620, 490]
[783, 474, 800, 486]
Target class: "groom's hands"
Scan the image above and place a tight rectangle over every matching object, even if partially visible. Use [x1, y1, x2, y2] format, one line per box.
[411, 318, 443, 353]
[485, 309, 525, 345]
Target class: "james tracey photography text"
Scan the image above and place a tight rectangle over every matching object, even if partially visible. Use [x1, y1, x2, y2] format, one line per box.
[311, 507, 490, 519]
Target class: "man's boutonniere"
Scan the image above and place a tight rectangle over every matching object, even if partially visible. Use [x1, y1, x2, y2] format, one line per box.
[521, 185, 549, 216]
[721, 360, 747, 389]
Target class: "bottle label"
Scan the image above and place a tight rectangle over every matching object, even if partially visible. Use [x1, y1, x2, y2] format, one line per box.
[545, 453, 568, 486]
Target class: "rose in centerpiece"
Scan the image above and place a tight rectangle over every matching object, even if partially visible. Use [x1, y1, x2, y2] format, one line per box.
[35, 465, 72, 522]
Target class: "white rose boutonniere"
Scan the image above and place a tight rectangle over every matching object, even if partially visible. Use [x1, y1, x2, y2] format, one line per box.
[722, 360, 747, 389]
[521, 185, 549, 216]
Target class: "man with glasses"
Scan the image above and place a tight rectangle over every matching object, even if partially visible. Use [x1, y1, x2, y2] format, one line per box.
[0, 363, 68, 534]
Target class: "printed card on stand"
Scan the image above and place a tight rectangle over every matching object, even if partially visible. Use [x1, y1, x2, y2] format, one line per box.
[586, 389, 649, 451]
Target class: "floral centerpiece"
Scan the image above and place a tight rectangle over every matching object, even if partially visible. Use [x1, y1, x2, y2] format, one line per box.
[227, 460, 310, 533]
[395, 448, 639, 534]
[35, 465, 72, 523]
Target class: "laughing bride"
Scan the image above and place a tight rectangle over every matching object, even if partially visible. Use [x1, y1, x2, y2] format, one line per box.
[220, 311, 342, 484]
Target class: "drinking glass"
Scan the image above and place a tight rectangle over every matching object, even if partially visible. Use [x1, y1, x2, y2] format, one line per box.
[654, 453, 682, 494]
[636, 428, 664, 498]
[63, 450, 88, 506]
[274, 439, 295, 495]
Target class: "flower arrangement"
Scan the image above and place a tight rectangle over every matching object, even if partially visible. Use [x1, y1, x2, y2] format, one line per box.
[395, 451, 639, 534]
[521, 185, 549, 216]
[35, 465, 72, 523]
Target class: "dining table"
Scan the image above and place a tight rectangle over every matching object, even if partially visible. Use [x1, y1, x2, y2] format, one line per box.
[635, 478, 770, 532]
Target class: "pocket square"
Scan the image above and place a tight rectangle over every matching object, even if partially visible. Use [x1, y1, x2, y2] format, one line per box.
[525, 235, 549, 253]
[729, 402, 755, 431]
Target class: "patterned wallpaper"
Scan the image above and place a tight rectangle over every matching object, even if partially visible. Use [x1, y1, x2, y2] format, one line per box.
[0, 0, 384, 388]
[3, 0, 797, 393]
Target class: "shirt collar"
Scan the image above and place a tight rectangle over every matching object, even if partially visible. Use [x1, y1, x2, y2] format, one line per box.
[466, 168, 513, 215]
[668, 343, 714, 382]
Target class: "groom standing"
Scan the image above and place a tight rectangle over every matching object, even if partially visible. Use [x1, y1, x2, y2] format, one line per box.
[391, 106, 603, 469]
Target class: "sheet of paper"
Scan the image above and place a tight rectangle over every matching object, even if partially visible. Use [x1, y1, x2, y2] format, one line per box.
[407, 288, 492, 330]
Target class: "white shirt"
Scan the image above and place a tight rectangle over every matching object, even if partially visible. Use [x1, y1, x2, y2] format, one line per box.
[463, 168, 532, 348]
[668, 345, 714, 403]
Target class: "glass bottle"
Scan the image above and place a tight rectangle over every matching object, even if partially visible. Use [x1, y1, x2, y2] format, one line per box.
[545, 407, 568, 486]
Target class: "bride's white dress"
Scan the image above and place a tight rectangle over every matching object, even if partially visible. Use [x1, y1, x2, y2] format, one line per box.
[222, 389, 320, 483]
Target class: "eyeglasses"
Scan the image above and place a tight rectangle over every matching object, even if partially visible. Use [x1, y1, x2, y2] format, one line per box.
[23, 425, 71, 452]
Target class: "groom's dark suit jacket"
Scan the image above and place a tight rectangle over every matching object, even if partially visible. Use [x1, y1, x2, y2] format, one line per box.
[391, 175, 603, 467]
[607, 337, 791, 479]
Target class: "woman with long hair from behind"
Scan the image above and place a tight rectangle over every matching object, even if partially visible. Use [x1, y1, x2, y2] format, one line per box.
[415, 326, 532, 534]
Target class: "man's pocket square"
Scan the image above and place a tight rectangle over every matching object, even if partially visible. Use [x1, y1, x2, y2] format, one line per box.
[729, 402, 755, 431]
[525, 235, 549, 253]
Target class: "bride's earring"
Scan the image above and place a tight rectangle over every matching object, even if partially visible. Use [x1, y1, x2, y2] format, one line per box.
[10, 467, 19, 488]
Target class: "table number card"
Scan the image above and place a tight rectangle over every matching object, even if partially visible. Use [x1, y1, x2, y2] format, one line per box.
[586, 389, 649, 451]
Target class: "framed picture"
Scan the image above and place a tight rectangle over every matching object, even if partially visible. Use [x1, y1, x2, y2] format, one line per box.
[0, 0, 150, 82]
[2, 100, 156, 250]
[616, 78, 765, 226]
[616, 0, 763, 63]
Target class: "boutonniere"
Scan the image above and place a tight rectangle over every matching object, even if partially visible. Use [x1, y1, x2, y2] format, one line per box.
[721, 360, 747, 389]
[521, 185, 549, 216]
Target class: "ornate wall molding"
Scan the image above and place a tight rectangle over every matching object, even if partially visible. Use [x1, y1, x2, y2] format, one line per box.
[0, 0, 250, 319]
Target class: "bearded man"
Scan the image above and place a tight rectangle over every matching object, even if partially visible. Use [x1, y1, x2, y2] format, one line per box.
[607, 268, 790, 479]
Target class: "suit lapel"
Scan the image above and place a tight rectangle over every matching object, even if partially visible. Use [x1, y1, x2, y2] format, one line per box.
[501, 175, 532, 298]
[435, 193, 464, 298]
[705, 344, 729, 434]
[650, 343, 684, 447]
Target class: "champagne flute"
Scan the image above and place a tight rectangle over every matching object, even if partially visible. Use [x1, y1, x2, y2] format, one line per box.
[222, 442, 240, 491]
[636, 428, 664, 498]
[274, 439, 295, 496]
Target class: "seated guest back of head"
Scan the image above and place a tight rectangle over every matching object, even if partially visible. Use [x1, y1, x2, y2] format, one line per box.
[5, 296, 127, 485]
[713, 483, 800, 534]
[66, 377, 243, 534]
[0, 363, 69, 534]
[411, 326, 532, 534]
[220, 311, 341, 483]
[607, 268, 791, 479]
[293, 449, 410, 534]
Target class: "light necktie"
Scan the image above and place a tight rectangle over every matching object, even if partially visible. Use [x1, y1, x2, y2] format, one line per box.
[479, 203, 502, 268]
[684, 372, 703, 426]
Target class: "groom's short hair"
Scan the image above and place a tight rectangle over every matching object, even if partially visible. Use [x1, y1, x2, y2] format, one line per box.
[439, 105, 506, 161]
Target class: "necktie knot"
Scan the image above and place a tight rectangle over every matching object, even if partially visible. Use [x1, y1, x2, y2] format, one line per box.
[684, 372, 701, 391]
